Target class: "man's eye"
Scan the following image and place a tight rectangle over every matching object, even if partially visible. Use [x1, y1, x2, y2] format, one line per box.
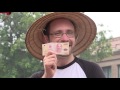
[55, 32, 61, 35]
[68, 31, 74, 34]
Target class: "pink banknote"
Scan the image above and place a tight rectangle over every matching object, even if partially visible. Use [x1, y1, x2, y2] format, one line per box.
[42, 42, 69, 56]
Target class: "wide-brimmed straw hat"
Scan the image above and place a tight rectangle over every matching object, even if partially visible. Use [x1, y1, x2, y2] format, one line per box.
[25, 12, 97, 60]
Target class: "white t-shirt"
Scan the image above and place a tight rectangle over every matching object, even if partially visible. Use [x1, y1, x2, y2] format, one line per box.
[30, 57, 105, 78]
[52, 60, 87, 78]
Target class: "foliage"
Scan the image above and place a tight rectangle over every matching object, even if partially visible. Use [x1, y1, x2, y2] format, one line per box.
[79, 26, 113, 62]
[0, 12, 47, 78]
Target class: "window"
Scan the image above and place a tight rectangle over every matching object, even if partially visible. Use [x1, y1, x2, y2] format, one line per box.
[102, 66, 111, 78]
[118, 65, 120, 78]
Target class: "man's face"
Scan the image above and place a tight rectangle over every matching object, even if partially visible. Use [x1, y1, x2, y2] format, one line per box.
[47, 18, 76, 55]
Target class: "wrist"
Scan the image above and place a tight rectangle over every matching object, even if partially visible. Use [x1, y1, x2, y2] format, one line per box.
[41, 74, 53, 78]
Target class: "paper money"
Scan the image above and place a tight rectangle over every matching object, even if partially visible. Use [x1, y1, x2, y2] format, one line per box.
[42, 42, 69, 56]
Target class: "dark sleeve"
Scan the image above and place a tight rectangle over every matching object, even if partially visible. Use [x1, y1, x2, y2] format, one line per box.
[29, 70, 44, 78]
[76, 58, 106, 78]
[85, 62, 106, 78]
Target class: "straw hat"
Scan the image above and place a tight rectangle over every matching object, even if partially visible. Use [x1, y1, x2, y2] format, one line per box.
[25, 12, 97, 60]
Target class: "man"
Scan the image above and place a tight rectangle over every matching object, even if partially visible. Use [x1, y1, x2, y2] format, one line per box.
[25, 12, 105, 78]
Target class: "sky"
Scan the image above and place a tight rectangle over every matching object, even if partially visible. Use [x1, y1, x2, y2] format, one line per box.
[84, 12, 120, 38]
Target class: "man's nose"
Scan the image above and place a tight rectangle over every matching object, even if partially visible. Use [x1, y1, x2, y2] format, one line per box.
[60, 33, 69, 41]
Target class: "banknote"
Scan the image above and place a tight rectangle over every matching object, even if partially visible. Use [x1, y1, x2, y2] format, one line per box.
[42, 42, 69, 56]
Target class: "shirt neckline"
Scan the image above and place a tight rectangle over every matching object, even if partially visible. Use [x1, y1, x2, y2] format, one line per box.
[57, 57, 76, 69]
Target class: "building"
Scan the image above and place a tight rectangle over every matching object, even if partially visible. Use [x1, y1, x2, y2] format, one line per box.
[97, 37, 120, 78]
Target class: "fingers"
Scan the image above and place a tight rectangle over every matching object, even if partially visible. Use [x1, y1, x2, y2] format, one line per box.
[44, 50, 57, 61]
[44, 58, 56, 64]
[43, 50, 57, 67]
[45, 50, 56, 57]
[42, 51, 57, 78]
[44, 61, 56, 70]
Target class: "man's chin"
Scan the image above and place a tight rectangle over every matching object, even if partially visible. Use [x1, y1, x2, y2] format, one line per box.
[57, 52, 72, 57]
[57, 54, 68, 57]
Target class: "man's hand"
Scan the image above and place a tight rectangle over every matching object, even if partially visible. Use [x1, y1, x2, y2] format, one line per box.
[42, 51, 57, 78]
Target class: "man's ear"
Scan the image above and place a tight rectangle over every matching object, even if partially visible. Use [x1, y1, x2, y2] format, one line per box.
[43, 35, 49, 43]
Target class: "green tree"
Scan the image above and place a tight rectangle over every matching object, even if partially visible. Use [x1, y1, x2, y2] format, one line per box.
[0, 12, 48, 78]
[79, 24, 113, 62]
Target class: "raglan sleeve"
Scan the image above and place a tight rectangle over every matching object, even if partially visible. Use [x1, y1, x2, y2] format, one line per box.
[89, 62, 106, 78]
[29, 70, 44, 78]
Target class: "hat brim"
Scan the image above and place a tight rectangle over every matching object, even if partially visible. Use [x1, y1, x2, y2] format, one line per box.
[25, 12, 97, 60]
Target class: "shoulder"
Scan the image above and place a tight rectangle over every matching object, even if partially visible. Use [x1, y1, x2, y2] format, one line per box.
[75, 57, 106, 78]
[75, 57, 99, 68]
[29, 70, 44, 78]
